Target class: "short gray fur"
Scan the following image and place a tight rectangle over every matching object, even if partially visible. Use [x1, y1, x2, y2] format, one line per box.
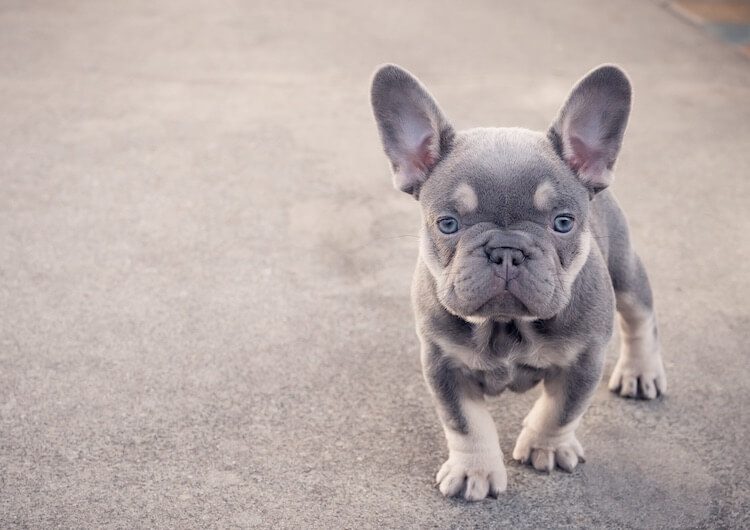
[371, 63, 667, 499]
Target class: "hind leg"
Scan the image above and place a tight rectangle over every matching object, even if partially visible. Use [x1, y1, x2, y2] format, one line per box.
[608, 255, 667, 399]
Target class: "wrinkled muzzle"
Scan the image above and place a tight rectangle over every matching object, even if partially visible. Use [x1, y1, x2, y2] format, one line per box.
[434, 227, 575, 321]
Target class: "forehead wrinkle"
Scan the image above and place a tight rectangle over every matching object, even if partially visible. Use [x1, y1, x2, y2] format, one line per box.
[452, 182, 479, 214]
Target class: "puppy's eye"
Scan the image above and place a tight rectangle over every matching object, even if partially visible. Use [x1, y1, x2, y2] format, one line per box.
[437, 216, 459, 234]
[553, 215, 575, 233]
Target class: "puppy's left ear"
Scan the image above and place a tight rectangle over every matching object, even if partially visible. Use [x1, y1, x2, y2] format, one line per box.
[549, 65, 632, 193]
[370, 64, 454, 198]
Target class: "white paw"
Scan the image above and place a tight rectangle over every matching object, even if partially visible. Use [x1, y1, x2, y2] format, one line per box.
[512, 426, 585, 473]
[608, 350, 667, 400]
[435, 450, 507, 501]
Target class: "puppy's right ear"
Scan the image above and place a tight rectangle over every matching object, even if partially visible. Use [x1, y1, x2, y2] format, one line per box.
[370, 65, 454, 197]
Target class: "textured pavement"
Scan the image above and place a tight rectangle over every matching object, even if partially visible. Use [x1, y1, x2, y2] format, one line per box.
[1, 1, 749, 528]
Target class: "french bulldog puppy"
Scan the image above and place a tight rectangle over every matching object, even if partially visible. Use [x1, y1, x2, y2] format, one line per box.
[370, 64, 667, 501]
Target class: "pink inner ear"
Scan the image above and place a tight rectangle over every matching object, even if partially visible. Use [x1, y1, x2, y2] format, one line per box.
[393, 131, 441, 193]
[566, 135, 610, 186]
[410, 133, 437, 174]
[566, 135, 593, 172]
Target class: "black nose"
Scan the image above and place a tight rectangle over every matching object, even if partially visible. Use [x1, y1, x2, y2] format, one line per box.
[486, 246, 526, 267]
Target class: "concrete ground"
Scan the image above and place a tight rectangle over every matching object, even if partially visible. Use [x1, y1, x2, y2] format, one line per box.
[1, 1, 749, 528]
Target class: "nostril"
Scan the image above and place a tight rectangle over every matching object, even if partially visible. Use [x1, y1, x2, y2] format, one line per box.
[487, 247, 504, 265]
[503, 247, 526, 267]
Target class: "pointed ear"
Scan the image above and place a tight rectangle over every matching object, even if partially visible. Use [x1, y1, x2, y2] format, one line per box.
[370, 64, 454, 197]
[549, 65, 632, 193]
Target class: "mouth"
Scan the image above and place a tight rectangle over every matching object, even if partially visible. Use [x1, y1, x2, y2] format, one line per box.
[467, 288, 533, 320]
[441, 262, 550, 322]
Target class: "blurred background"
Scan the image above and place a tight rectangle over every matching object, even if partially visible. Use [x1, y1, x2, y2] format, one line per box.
[1, 1, 748, 528]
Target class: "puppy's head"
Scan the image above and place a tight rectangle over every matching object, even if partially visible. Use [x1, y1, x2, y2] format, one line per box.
[371, 64, 631, 321]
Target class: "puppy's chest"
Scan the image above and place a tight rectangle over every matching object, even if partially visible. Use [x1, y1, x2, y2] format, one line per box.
[442, 320, 580, 395]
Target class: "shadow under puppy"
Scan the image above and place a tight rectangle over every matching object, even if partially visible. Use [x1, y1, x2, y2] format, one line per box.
[370, 64, 667, 501]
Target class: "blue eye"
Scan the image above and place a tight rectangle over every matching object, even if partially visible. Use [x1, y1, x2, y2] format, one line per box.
[553, 215, 574, 233]
[437, 216, 459, 234]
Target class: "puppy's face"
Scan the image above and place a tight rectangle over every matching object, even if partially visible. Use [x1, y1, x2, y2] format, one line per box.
[418, 128, 590, 320]
[371, 65, 631, 321]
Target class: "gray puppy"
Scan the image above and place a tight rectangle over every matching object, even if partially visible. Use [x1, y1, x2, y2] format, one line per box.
[370, 64, 667, 501]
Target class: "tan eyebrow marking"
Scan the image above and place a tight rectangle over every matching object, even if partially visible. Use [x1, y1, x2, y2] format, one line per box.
[453, 182, 478, 214]
[533, 181, 555, 211]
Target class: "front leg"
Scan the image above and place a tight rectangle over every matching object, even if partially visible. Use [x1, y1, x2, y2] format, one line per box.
[422, 342, 507, 501]
[512, 347, 603, 472]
